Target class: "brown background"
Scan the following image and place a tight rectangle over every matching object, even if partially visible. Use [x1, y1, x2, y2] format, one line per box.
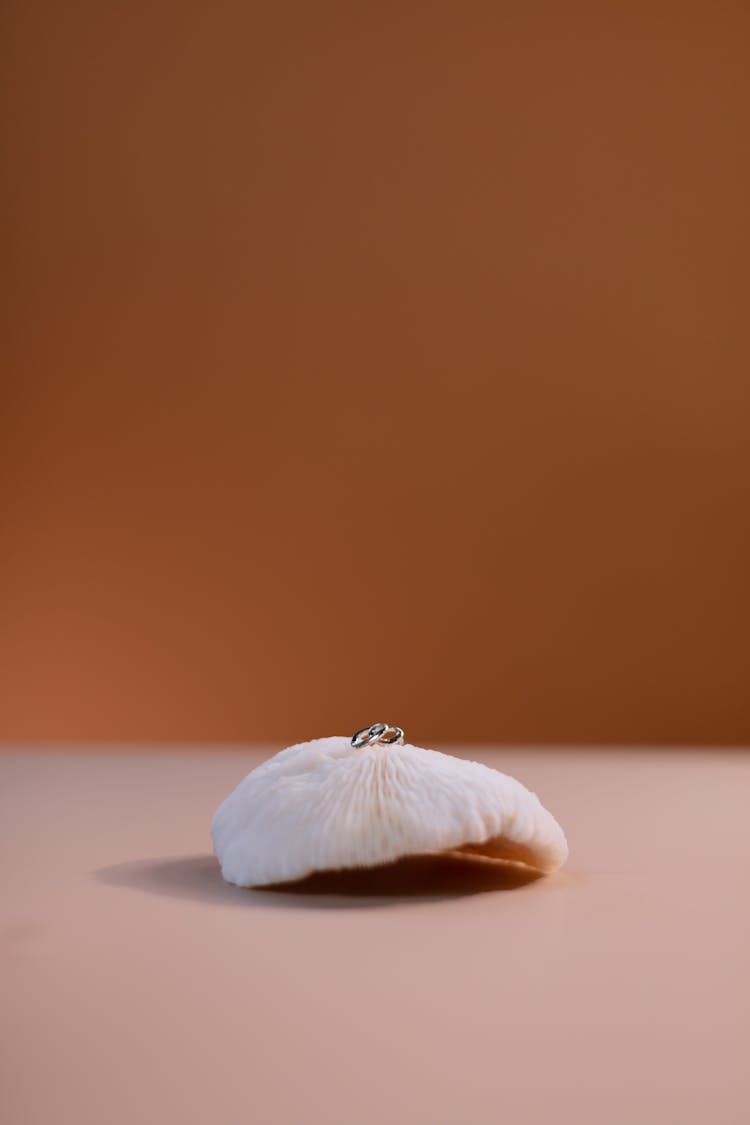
[2, 1, 749, 745]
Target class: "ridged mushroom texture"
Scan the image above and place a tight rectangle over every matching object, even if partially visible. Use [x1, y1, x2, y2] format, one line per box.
[212, 727, 568, 888]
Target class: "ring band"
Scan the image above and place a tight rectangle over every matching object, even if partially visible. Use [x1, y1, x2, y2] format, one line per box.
[351, 723, 405, 749]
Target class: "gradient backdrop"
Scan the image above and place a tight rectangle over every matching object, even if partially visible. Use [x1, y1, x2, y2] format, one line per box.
[3, 1, 749, 745]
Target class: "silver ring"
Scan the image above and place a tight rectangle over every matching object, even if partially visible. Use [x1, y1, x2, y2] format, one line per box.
[378, 725, 404, 745]
[351, 723, 405, 749]
[351, 723, 387, 748]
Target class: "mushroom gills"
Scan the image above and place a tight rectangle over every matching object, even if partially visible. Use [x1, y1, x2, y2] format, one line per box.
[212, 736, 568, 887]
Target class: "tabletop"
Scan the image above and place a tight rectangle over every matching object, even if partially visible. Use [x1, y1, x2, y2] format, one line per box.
[1, 746, 748, 1125]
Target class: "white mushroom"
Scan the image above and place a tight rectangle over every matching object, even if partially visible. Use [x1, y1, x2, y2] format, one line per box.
[212, 729, 568, 887]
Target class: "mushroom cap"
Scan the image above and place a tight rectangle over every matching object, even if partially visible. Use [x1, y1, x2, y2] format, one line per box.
[212, 737, 568, 887]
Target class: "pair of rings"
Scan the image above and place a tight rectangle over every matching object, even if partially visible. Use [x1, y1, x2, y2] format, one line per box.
[351, 722, 405, 749]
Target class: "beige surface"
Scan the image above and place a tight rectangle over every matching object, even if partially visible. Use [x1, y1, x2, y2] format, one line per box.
[1, 747, 748, 1125]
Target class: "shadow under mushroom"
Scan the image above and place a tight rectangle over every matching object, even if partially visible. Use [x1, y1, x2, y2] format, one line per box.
[94, 851, 542, 910]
